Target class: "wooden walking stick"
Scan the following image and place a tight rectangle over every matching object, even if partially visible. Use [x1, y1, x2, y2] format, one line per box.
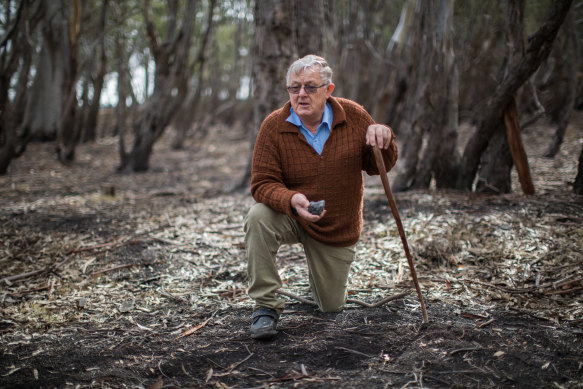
[373, 145, 428, 323]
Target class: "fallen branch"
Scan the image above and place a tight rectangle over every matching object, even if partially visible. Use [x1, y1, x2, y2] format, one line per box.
[449, 343, 482, 356]
[2, 256, 74, 286]
[176, 311, 217, 339]
[276, 290, 317, 305]
[2, 269, 44, 284]
[276, 289, 409, 308]
[477, 318, 496, 328]
[159, 287, 190, 304]
[544, 285, 583, 295]
[9, 283, 51, 296]
[90, 262, 154, 276]
[210, 352, 255, 377]
[67, 237, 138, 255]
[347, 292, 409, 308]
[335, 347, 373, 358]
[463, 278, 582, 296]
[552, 276, 582, 290]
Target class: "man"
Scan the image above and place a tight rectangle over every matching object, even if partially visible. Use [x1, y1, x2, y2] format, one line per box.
[245, 55, 398, 339]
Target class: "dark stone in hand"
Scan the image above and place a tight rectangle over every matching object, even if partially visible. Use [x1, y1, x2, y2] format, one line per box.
[308, 200, 325, 215]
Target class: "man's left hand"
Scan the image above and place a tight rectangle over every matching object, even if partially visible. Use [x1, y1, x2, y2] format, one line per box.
[366, 124, 393, 149]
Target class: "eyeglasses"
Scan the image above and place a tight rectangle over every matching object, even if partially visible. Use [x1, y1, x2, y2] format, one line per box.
[287, 83, 328, 94]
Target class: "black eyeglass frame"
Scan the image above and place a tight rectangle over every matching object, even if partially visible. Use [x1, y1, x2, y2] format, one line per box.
[286, 83, 329, 95]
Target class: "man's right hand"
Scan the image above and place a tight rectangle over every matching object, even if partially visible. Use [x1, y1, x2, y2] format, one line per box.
[291, 193, 326, 222]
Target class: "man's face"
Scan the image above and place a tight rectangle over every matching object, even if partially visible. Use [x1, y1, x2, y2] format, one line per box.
[288, 67, 334, 125]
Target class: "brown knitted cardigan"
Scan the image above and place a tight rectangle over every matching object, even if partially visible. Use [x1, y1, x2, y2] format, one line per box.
[250, 96, 398, 247]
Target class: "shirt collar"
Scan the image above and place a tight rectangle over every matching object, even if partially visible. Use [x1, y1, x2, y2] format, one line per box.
[286, 102, 333, 130]
[278, 97, 346, 133]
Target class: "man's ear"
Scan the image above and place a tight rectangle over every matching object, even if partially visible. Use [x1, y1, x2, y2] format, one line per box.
[326, 83, 335, 96]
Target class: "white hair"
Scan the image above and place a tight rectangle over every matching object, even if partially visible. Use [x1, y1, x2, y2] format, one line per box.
[286, 55, 333, 85]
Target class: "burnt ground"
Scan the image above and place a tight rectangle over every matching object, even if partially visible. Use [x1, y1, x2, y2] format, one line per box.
[0, 115, 582, 388]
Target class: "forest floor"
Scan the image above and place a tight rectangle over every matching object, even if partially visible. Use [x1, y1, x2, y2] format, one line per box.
[0, 113, 582, 389]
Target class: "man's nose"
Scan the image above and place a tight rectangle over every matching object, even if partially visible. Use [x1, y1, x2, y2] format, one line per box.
[298, 86, 308, 96]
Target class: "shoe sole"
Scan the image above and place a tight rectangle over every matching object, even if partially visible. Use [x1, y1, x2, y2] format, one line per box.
[250, 329, 278, 340]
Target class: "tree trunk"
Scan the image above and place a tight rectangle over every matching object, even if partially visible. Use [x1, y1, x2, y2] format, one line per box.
[118, 0, 199, 172]
[476, 124, 514, 194]
[172, 0, 216, 150]
[457, 2, 504, 119]
[234, 0, 296, 191]
[56, 0, 82, 163]
[115, 25, 130, 168]
[544, 10, 578, 158]
[82, 0, 108, 143]
[370, 0, 415, 127]
[294, 0, 324, 57]
[0, 0, 44, 174]
[574, 146, 583, 195]
[392, 0, 460, 192]
[476, 0, 535, 195]
[20, 1, 66, 141]
[457, 0, 573, 191]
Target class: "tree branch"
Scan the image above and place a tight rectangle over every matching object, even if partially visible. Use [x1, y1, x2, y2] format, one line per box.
[142, 0, 160, 59]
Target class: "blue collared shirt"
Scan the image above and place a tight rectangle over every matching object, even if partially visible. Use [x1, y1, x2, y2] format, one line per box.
[286, 102, 333, 155]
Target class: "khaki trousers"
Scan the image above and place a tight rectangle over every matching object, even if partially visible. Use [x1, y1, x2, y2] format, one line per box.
[244, 203, 355, 313]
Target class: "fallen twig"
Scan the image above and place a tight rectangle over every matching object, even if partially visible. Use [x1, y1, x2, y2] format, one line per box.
[159, 287, 190, 304]
[9, 283, 51, 296]
[552, 276, 582, 290]
[176, 311, 217, 339]
[464, 278, 582, 296]
[276, 290, 317, 305]
[477, 318, 496, 328]
[449, 343, 482, 356]
[261, 364, 341, 384]
[2, 269, 44, 284]
[211, 352, 254, 377]
[347, 292, 409, 308]
[335, 346, 373, 358]
[544, 286, 583, 295]
[66, 226, 169, 255]
[2, 256, 75, 286]
[90, 262, 154, 276]
[66, 236, 129, 254]
[276, 289, 409, 308]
